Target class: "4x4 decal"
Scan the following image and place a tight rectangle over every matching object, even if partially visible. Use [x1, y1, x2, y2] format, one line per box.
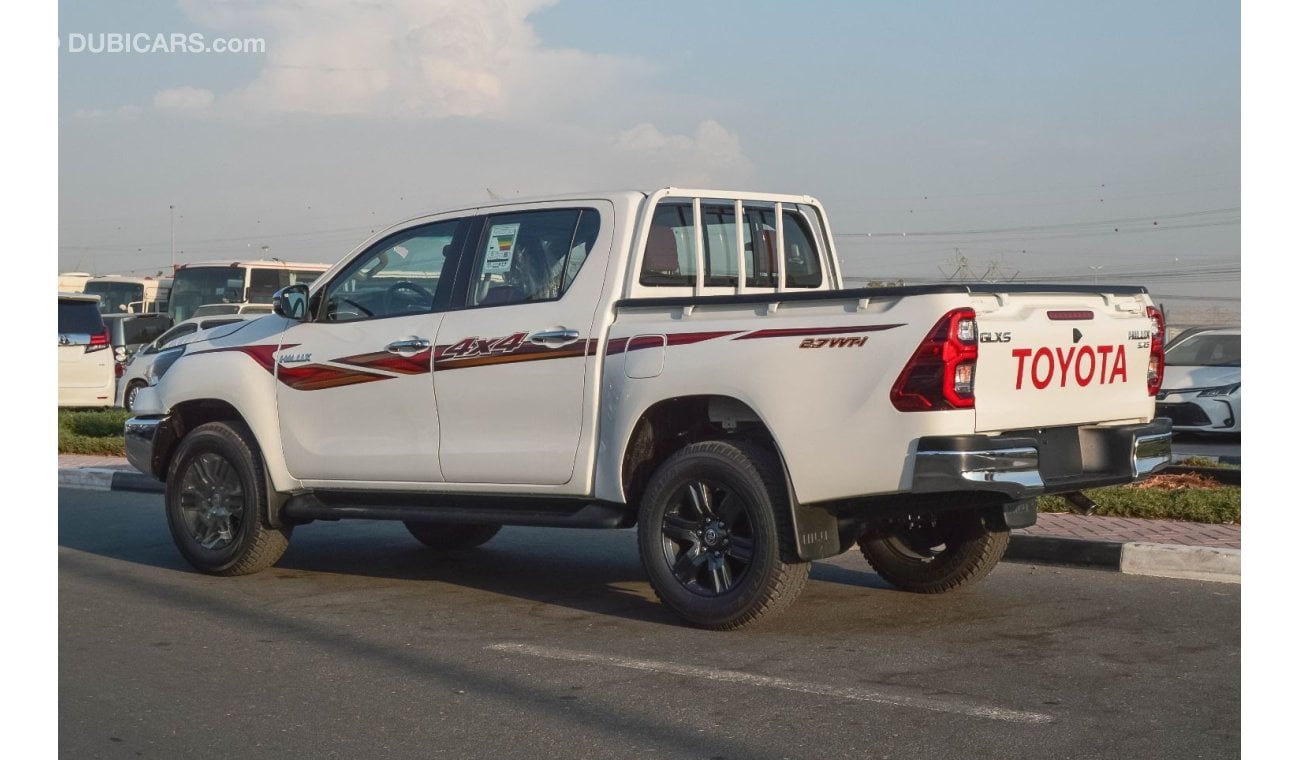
[441, 332, 528, 360]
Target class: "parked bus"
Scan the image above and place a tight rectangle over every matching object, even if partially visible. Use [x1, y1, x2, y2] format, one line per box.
[82, 275, 173, 314]
[167, 259, 331, 323]
[58, 272, 93, 293]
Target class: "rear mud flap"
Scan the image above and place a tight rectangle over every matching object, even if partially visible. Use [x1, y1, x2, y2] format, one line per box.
[790, 499, 842, 561]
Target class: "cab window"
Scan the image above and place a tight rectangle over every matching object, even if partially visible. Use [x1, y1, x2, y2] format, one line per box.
[640, 201, 823, 288]
[321, 220, 462, 322]
[465, 208, 599, 308]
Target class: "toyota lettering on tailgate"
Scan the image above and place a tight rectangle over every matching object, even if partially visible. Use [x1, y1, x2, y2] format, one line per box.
[1010, 344, 1129, 390]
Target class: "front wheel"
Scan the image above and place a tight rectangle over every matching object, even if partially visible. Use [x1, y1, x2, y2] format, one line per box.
[637, 440, 809, 630]
[122, 381, 146, 411]
[859, 509, 1009, 593]
[165, 421, 291, 575]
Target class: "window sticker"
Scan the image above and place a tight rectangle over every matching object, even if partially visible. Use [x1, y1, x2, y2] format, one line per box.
[485, 223, 520, 273]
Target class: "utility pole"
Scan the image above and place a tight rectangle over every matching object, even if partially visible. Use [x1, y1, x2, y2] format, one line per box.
[170, 204, 176, 274]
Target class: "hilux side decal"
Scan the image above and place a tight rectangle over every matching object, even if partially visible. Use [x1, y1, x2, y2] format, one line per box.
[200, 322, 907, 391]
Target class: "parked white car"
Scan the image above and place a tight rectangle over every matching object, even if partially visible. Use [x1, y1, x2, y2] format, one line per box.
[59, 293, 114, 407]
[1156, 327, 1240, 434]
[117, 315, 262, 410]
[189, 302, 275, 319]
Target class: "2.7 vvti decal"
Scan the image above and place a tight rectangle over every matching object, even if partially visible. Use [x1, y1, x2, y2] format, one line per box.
[798, 336, 868, 349]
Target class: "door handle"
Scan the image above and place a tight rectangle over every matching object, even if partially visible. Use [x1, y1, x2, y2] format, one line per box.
[385, 337, 431, 354]
[528, 328, 581, 347]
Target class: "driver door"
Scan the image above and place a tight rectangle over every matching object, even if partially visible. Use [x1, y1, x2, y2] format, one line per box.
[275, 217, 471, 483]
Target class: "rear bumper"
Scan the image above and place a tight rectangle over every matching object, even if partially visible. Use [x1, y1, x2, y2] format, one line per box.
[909, 418, 1172, 501]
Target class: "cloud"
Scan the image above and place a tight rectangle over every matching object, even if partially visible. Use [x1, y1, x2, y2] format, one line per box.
[153, 86, 216, 111]
[611, 121, 755, 187]
[71, 105, 143, 122]
[173, 0, 640, 120]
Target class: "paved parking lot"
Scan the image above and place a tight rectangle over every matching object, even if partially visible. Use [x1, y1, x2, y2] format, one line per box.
[60, 488, 1239, 759]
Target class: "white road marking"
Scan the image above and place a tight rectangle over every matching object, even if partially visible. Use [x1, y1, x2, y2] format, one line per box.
[487, 642, 1053, 724]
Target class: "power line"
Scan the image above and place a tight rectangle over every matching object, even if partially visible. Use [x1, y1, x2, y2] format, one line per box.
[836, 207, 1239, 239]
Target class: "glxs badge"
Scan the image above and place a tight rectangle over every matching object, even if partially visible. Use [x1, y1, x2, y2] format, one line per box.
[979, 331, 1011, 343]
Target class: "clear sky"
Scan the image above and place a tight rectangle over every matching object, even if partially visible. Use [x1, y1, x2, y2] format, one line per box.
[57, 0, 1240, 318]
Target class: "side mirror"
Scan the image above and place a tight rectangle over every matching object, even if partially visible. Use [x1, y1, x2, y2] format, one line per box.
[272, 284, 311, 321]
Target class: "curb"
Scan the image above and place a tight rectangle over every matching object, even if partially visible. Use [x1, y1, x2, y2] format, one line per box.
[1008, 535, 1240, 584]
[58, 468, 1241, 584]
[58, 467, 164, 494]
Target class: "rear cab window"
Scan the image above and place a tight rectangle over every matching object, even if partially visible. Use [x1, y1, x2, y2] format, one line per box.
[639, 199, 825, 291]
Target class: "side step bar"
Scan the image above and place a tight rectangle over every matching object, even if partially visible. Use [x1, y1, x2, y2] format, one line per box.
[282, 491, 633, 529]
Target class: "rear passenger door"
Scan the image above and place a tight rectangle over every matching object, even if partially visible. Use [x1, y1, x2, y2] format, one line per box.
[434, 204, 608, 485]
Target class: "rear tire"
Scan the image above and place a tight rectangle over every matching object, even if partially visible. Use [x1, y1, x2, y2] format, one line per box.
[403, 522, 501, 551]
[637, 440, 809, 630]
[165, 421, 291, 575]
[859, 509, 1008, 593]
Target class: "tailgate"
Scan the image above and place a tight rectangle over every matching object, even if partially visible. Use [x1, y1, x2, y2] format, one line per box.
[974, 292, 1157, 433]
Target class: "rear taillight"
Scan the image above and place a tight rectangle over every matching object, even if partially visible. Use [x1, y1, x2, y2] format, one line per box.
[86, 330, 110, 353]
[1147, 305, 1165, 396]
[891, 307, 978, 411]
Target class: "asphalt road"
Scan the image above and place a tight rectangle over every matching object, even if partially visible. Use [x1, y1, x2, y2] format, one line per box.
[60, 488, 1240, 760]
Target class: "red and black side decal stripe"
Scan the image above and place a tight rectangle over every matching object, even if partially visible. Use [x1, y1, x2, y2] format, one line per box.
[606, 331, 742, 355]
[202, 322, 907, 391]
[433, 341, 592, 371]
[277, 364, 390, 391]
[604, 324, 904, 354]
[189, 343, 290, 372]
[733, 324, 904, 340]
[335, 349, 432, 375]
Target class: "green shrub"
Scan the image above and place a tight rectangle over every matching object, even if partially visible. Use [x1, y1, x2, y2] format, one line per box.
[1175, 455, 1238, 469]
[1039, 485, 1240, 525]
[58, 408, 128, 455]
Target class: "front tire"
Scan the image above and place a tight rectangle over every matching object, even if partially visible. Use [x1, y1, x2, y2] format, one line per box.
[403, 522, 501, 551]
[122, 381, 145, 411]
[165, 421, 291, 575]
[859, 509, 1009, 593]
[637, 440, 809, 630]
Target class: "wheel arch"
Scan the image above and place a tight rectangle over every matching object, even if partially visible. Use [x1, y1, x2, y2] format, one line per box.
[154, 397, 295, 528]
[611, 395, 851, 561]
[616, 394, 785, 508]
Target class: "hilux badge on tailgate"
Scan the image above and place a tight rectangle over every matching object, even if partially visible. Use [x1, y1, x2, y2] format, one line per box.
[278, 352, 311, 364]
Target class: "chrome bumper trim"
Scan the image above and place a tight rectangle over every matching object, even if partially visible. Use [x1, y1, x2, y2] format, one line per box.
[124, 415, 168, 479]
[1133, 432, 1173, 478]
[912, 447, 1044, 496]
[909, 419, 1173, 500]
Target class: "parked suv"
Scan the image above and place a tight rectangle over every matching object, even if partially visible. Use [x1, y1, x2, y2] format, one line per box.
[58, 293, 114, 407]
[117, 315, 255, 410]
[103, 312, 173, 378]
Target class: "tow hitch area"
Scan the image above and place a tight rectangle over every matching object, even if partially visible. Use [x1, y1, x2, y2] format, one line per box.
[1062, 491, 1098, 516]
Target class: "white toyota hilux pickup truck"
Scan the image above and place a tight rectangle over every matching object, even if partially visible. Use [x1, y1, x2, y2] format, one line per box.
[126, 188, 1171, 629]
